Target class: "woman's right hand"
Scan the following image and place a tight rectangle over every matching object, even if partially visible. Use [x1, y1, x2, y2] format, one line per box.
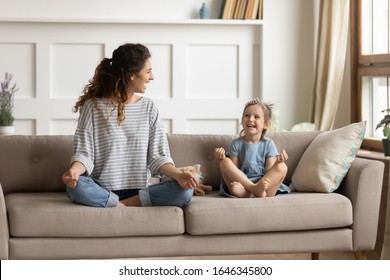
[62, 169, 79, 189]
[62, 161, 86, 189]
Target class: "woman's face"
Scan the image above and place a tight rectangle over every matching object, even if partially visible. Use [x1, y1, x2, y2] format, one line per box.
[129, 58, 154, 94]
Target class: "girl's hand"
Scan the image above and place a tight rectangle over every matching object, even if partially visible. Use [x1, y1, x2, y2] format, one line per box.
[278, 149, 288, 163]
[214, 147, 226, 160]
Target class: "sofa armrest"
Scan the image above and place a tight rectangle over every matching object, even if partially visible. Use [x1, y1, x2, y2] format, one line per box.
[341, 158, 384, 251]
[0, 183, 9, 259]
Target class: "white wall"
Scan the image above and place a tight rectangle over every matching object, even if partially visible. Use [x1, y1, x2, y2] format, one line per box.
[263, 0, 317, 130]
[0, 0, 350, 133]
[263, 0, 350, 130]
[0, 20, 261, 135]
[0, 0, 223, 20]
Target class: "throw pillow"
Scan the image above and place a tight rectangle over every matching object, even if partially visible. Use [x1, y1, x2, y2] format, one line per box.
[289, 121, 366, 193]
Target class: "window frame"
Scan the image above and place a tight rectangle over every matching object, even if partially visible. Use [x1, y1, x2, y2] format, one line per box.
[350, 0, 390, 151]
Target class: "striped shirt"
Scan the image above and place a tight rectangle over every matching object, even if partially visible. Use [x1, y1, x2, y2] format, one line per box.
[71, 97, 173, 191]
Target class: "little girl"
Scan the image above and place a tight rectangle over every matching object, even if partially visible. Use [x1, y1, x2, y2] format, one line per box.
[214, 98, 290, 198]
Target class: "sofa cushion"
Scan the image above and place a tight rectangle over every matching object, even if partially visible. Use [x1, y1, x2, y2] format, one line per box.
[167, 134, 235, 188]
[184, 192, 352, 235]
[267, 131, 320, 183]
[6, 192, 185, 237]
[166, 132, 321, 189]
[0, 135, 73, 194]
[289, 122, 366, 193]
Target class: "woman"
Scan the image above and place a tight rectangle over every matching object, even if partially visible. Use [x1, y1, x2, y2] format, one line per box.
[62, 43, 196, 208]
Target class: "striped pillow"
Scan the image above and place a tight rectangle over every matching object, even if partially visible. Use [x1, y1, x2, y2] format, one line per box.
[289, 121, 366, 193]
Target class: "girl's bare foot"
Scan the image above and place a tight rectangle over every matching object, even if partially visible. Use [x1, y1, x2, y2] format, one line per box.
[245, 177, 271, 197]
[230, 182, 252, 198]
[258, 177, 270, 197]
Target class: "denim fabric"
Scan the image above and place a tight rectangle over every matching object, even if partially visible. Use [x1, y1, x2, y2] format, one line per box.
[66, 175, 193, 208]
[139, 180, 193, 207]
[113, 189, 140, 200]
[66, 176, 119, 208]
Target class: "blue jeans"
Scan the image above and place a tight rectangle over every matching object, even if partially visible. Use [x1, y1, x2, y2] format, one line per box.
[66, 176, 193, 208]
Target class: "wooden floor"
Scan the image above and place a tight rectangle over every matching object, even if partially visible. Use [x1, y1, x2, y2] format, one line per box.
[149, 250, 381, 260]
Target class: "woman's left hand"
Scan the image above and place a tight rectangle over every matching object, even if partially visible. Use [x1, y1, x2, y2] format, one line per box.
[175, 172, 197, 190]
[159, 163, 197, 190]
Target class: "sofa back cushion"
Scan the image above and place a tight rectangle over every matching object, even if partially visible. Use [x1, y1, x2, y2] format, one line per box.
[167, 132, 320, 188]
[0, 131, 320, 194]
[167, 134, 235, 188]
[0, 135, 73, 194]
[267, 131, 320, 184]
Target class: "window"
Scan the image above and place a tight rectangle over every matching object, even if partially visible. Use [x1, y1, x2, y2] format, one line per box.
[351, 0, 390, 151]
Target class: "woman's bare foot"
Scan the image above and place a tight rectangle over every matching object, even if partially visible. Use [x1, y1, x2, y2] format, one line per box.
[116, 201, 127, 208]
[230, 182, 252, 198]
[120, 195, 141, 206]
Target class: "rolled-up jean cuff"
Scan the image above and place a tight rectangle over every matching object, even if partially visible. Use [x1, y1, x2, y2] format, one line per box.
[139, 188, 152, 206]
[106, 191, 120, 207]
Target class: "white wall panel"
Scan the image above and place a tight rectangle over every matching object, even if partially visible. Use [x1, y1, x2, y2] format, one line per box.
[51, 44, 104, 98]
[187, 45, 238, 98]
[146, 44, 172, 99]
[13, 119, 36, 135]
[0, 20, 261, 135]
[186, 119, 238, 135]
[50, 119, 78, 135]
[0, 43, 36, 98]
[162, 119, 172, 134]
[0, 0, 335, 138]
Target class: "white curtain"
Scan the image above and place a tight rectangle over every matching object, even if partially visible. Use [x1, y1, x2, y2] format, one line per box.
[311, 0, 350, 131]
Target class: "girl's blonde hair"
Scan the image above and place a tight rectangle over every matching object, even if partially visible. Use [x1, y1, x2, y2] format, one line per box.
[240, 98, 274, 140]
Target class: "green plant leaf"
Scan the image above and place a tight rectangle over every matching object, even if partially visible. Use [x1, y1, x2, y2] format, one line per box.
[0, 103, 14, 126]
[376, 114, 390, 130]
[384, 127, 390, 139]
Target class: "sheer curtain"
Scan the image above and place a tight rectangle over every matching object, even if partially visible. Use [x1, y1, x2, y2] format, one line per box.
[311, 0, 350, 131]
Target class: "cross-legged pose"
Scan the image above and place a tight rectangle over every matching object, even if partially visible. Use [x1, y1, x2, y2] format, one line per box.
[62, 43, 196, 208]
[214, 98, 290, 198]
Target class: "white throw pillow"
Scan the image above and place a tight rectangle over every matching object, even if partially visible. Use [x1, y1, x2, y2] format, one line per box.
[289, 121, 366, 193]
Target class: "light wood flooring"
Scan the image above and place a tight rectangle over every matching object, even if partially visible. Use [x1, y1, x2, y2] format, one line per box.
[145, 250, 381, 260]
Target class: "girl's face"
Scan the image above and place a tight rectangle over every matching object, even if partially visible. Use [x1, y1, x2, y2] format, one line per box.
[129, 58, 154, 94]
[241, 104, 270, 137]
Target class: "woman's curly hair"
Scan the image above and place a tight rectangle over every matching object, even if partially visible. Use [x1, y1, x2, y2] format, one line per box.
[73, 43, 151, 125]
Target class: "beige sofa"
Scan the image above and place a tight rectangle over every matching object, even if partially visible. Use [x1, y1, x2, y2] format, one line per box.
[0, 132, 384, 260]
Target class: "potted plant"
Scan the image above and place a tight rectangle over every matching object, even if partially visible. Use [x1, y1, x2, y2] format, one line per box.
[0, 73, 18, 135]
[376, 108, 390, 156]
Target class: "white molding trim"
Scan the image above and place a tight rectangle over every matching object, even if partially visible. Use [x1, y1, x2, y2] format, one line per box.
[0, 20, 262, 135]
[0, 18, 263, 25]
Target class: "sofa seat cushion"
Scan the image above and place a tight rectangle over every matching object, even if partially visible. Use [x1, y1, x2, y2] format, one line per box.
[6, 192, 185, 237]
[184, 192, 352, 235]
